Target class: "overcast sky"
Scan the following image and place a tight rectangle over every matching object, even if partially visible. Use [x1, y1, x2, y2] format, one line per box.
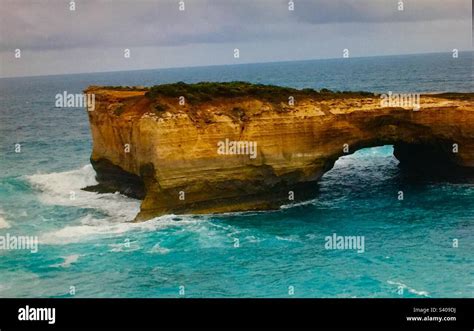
[0, 0, 472, 77]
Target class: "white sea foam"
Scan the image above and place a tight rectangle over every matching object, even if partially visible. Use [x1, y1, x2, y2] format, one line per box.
[244, 235, 262, 243]
[276, 235, 300, 242]
[387, 280, 430, 297]
[280, 199, 317, 209]
[148, 243, 171, 254]
[0, 209, 10, 229]
[27, 165, 140, 222]
[26, 165, 208, 244]
[40, 214, 203, 245]
[50, 254, 80, 268]
[109, 241, 141, 252]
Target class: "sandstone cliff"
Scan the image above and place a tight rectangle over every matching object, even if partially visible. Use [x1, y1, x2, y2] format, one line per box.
[84, 82, 474, 221]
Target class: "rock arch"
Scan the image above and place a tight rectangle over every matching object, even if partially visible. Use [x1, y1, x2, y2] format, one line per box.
[84, 84, 474, 221]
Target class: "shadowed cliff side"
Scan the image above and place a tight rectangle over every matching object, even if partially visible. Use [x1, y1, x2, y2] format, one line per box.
[84, 82, 474, 221]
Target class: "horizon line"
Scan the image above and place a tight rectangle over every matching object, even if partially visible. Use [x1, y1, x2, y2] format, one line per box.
[1, 49, 472, 80]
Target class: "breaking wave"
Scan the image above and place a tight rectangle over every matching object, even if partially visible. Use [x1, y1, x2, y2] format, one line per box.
[26, 165, 206, 244]
[27, 165, 140, 221]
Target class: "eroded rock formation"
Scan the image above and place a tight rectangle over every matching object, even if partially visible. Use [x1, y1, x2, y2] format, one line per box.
[84, 82, 474, 221]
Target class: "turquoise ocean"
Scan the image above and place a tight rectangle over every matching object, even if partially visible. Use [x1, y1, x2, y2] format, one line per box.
[0, 52, 473, 297]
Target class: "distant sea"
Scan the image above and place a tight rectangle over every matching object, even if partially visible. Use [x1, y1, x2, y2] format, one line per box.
[0, 52, 473, 297]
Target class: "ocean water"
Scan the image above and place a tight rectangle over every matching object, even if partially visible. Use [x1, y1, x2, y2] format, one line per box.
[0, 52, 473, 298]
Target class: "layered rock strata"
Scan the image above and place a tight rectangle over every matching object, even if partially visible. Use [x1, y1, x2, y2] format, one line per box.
[84, 82, 474, 221]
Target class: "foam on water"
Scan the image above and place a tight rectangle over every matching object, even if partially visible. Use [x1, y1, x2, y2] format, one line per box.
[0, 212, 10, 229]
[108, 241, 141, 252]
[387, 280, 430, 297]
[40, 213, 206, 245]
[25, 165, 208, 244]
[276, 235, 301, 242]
[49, 254, 80, 268]
[280, 199, 317, 209]
[27, 165, 140, 222]
[148, 243, 171, 254]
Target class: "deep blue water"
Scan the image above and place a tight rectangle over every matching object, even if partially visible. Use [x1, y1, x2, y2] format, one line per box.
[0, 53, 473, 297]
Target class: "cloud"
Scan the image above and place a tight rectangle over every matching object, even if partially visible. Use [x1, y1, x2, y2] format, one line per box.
[293, 0, 470, 24]
[0, 0, 470, 51]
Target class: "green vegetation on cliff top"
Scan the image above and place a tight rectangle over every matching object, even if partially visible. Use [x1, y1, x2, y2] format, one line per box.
[87, 83, 473, 104]
[143, 81, 374, 103]
[88, 81, 375, 104]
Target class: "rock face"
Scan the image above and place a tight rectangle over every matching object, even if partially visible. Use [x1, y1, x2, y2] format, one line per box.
[84, 82, 474, 221]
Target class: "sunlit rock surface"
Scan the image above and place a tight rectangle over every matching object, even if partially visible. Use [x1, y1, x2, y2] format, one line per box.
[84, 82, 474, 221]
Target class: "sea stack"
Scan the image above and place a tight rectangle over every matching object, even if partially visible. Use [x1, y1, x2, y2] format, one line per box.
[84, 82, 474, 221]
